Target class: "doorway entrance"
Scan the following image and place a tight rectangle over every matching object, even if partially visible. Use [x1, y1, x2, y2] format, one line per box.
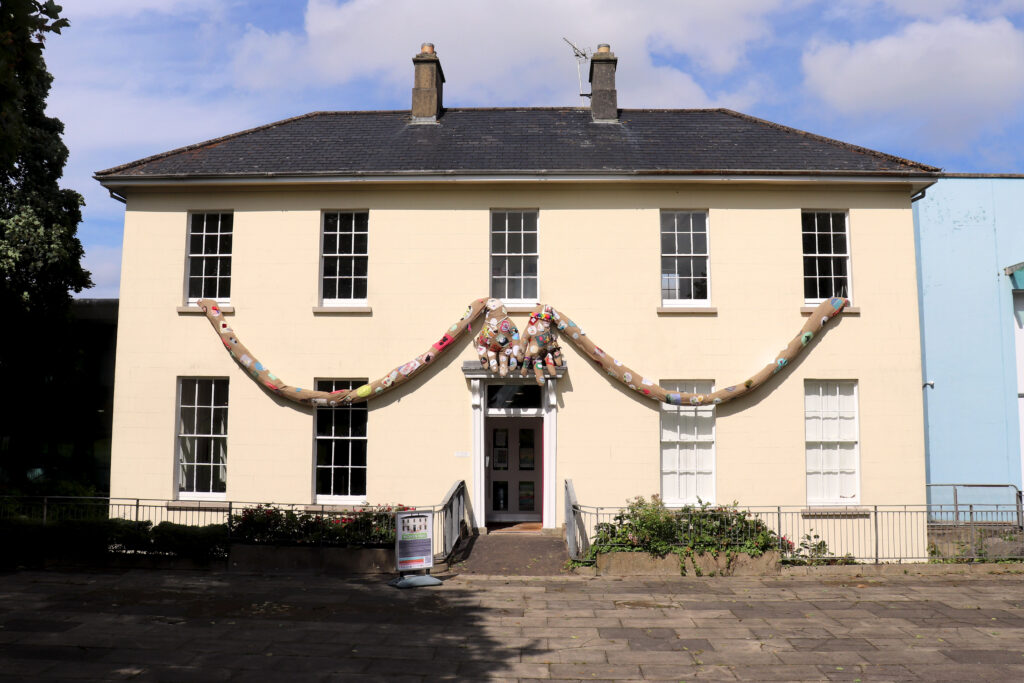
[485, 417, 543, 524]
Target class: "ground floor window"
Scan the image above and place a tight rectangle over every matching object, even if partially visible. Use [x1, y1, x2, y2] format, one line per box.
[660, 380, 715, 504]
[315, 379, 368, 502]
[805, 380, 859, 505]
[177, 377, 228, 499]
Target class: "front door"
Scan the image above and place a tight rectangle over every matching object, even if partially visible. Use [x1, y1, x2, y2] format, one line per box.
[485, 417, 543, 523]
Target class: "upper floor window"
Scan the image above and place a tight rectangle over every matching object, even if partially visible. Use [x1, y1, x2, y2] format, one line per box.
[802, 211, 850, 303]
[186, 213, 232, 303]
[321, 211, 368, 305]
[314, 379, 368, 502]
[491, 210, 538, 304]
[177, 377, 228, 500]
[660, 380, 715, 505]
[661, 211, 709, 306]
[805, 380, 859, 505]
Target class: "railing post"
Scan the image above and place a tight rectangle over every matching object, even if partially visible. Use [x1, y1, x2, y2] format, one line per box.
[135, 499, 140, 522]
[42, 497, 48, 525]
[953, 486, 959, 526]
[227, 501, 233, 541]
[776, 506, 782, 551]
[969, 504, 975, 558]
[873, 505, 879, 564]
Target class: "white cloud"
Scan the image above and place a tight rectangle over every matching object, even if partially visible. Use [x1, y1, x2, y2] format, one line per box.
[802, 17, 1024, 147]
[828, 0, 1024, 19]
[230, 0, 786, 108]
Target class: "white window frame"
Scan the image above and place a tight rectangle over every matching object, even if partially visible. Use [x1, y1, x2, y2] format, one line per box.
[320, 211, 369, 307]
[185, 212, 233, 305]
[802, 210, 852, 305]
[805, 380, 860, 505]
[313, 379, 369, 505]
[490, 209, 539, 306]
[660, 380, 716, 505]
[660, 211, 710, 307]
[176, 377, 228, 501]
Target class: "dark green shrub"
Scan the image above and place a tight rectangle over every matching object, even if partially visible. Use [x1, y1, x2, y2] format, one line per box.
[152, 522, 228, 562]
[230, 504, 405, 547]
[585, 495, 788, 564]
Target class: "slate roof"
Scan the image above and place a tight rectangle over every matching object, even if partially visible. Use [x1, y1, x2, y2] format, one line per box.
[95, 108, 939, 181]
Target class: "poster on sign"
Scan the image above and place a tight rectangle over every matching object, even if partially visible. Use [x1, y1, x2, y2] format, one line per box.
[395, 510, 434, 572]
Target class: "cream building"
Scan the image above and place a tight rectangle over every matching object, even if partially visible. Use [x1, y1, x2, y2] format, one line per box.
[96, 45, 938, 532]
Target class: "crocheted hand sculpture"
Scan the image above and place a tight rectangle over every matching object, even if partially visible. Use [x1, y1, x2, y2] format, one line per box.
[474, 298, 521, 377]
[519, 305, 564, 384]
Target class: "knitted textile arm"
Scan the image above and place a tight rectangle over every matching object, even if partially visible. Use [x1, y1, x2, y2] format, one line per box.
[197, 296, 848, 408]
[197, 297, 488, 406]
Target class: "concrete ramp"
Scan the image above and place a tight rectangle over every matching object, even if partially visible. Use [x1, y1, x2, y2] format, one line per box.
[449, 532, 568, 576]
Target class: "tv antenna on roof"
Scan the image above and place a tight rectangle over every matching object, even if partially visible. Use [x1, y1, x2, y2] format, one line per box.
[563, 37, 592, 106]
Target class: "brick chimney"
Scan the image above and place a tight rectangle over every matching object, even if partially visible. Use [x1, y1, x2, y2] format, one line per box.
[588, 44, 618, 123]
[411, 42, 445, 122]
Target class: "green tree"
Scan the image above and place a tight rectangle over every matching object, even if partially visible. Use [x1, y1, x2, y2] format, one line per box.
[1, 0, 91, 312]
[1, 1, 97, 494]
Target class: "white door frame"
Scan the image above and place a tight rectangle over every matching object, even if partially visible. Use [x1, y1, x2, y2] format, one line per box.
[470, 378, 558, 529]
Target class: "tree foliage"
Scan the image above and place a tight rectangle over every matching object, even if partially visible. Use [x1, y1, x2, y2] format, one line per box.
[0, 0, 91, 313]
[1, 1, 99, 495]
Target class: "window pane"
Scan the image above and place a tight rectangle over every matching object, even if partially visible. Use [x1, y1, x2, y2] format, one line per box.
[322, 279, 337, 299]
[691, 232, 707, 255]
[691, 213, 706, 232]
[354, 212, 368, 231]
[832, 232, 847, 254]
[316, 466, 333, 495]
[353, 233, 367, 255]
[508, 257, 522, 276]
[522, 278, 537, 300]
[491, 278, 506, 298]
[491, 258, 506, 277]
[523, 257, 537, 276]
[522, 212, 537, 231]
[197, 381, 213, 406]
[353, 278, 367, 299]
[353, 257, 368, 277]
[522, 232, 537, 253]
[350, 409, 367, 437]
[507, 232, 521, 254]
[506, 212, 522, 232]
[491, 213, 505, 232]
[507, 278, 522, 299]
[324, 213, 338, 231]
[661, 232, 676, 254]
[350, 468, 366, 496]
[491, 231, 505, 253]
[338, 279, 352, 299]
[339, 213, 353, 232]
[350, 440, 367, 467]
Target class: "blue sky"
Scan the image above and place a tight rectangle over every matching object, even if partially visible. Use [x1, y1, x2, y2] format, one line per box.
[45, 0, 1024, 297]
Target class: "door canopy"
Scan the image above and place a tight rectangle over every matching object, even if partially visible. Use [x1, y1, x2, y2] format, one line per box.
[197, 296, 848, 409]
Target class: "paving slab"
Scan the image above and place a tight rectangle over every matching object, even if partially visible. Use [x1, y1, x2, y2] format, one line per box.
[1, 568, 1024, 680]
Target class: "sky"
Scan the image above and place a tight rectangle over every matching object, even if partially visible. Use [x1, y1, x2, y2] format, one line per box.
[41, 0, 1024, 298]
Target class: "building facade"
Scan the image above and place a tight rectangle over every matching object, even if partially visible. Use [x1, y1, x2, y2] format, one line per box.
[914, 175, 1024, 506]
[97, 45, 936, 529]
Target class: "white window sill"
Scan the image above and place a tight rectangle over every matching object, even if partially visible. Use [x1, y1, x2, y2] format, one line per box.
[801, 506, 867, 517]
[312, 306, 373, 315]
[167, 500, 231, 511]
[306, 499, 370, 512]
[502, 302, 540, 313]
[657, 306, 717, 315]
[801, 306, 859, 315]
[178, 304, 234, 315]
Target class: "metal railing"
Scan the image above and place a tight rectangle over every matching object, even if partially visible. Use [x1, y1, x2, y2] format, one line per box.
[1, 484, 474, 563]
[438, 480, 474, 561]
[564, 481, 1024, 564]
[927, 484, 1024, 529]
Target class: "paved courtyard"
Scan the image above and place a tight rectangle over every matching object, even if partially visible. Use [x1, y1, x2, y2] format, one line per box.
[1, 567, 1023, 681]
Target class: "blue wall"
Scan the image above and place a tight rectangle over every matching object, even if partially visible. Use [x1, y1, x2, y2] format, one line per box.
[914, 177, 1024, 506]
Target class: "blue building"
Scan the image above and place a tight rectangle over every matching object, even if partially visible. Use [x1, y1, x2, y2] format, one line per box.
[914, 175, 1024, 506]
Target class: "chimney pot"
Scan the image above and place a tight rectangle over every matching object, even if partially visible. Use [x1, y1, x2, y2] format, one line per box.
[588, 44, 618, 122]
[411, 43, 445, 122]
